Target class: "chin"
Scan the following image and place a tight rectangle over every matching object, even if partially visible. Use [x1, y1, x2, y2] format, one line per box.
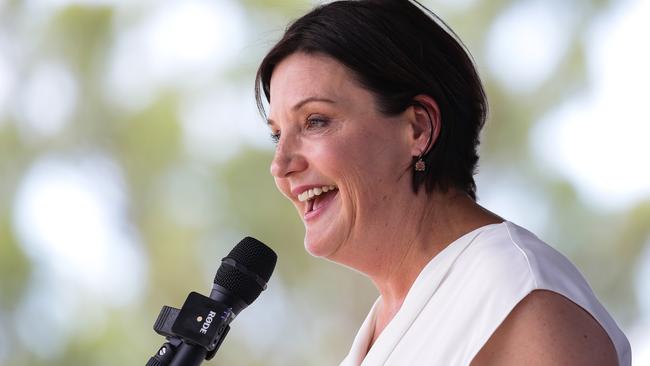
[304, 236, 329, 257]
[303, 233, 340, 258]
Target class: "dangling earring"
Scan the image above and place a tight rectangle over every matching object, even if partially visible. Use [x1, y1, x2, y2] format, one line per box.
[414, 155, 426, 172]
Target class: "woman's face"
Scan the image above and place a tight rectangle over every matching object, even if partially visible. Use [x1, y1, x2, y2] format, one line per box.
[267, 52, 415, 261]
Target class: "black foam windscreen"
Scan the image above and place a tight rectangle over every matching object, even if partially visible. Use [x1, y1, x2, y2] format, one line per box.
[214, 237, 277, 305]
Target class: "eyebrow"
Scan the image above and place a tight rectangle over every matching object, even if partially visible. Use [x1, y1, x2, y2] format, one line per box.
[266, 96, 336, 127]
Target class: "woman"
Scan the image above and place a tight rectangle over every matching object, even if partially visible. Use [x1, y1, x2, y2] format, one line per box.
[255, 0, 631, 365]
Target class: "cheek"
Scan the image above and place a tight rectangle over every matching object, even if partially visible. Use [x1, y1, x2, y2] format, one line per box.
[273, 177, 292, 199]
[333, 141, 407, 214]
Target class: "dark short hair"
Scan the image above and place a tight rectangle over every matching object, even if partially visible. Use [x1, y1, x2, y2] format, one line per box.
[255, 0, 487, 200]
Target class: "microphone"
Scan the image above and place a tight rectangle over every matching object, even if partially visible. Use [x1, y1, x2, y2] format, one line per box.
[146, 237, 278, 366]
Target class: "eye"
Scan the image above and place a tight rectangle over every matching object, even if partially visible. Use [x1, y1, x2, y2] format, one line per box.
[269, 131, 280, 144]
[306, 115, 329, 129]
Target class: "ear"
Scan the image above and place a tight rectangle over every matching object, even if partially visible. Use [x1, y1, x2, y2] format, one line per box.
[406, 95, 441, 157]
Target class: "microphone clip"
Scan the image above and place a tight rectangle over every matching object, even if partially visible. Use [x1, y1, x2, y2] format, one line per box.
[149, 292, 234, 365]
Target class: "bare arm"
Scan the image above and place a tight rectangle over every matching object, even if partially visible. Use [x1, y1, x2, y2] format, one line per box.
[471, 290, 618, 366]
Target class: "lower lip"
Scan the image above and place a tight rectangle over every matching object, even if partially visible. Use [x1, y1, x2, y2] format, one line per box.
[304, 191, 338, 222]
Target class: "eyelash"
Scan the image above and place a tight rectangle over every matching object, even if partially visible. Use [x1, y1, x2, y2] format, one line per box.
[270, 131, 280, 144]
[269, 115, 330, 144]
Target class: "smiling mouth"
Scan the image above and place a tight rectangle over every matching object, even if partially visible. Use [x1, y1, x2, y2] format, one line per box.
[300, 185, 338, 215]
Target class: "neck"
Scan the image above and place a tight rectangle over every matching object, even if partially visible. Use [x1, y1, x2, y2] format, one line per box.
[360, 189, 503, 328]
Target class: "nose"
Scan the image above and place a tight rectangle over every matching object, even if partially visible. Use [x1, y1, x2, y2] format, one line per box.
[270, 134, 308, 178]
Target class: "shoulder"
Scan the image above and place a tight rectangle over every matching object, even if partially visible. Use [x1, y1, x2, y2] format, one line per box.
[471, 290, 618, 366]
[459, 222, 541, 286]
[465, 222, 585, 290]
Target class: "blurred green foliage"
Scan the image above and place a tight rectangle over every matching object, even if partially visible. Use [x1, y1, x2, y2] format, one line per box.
[0, 0, 647, 365]
[0, 216, 30, 309]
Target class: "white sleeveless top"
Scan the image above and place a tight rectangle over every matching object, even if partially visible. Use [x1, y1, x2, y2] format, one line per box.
[339, 222, 631, 366]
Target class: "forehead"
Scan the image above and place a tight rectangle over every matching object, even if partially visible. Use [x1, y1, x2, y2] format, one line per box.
[268, 53, 365, 116]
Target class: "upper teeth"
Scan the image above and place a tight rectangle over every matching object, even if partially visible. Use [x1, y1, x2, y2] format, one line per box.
[298, 185, 337, 202]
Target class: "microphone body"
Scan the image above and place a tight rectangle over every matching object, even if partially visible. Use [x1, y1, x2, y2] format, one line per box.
[168, 344, 207, 366]
[146, 237, 277, 366]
